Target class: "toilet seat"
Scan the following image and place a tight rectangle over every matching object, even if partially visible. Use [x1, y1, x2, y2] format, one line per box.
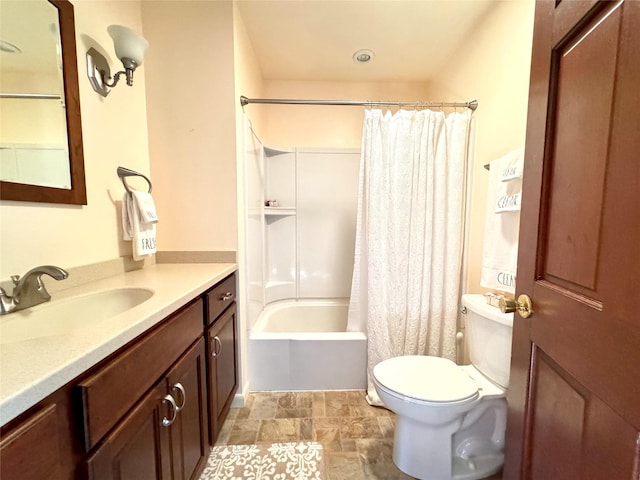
[373, 356, 479, 404]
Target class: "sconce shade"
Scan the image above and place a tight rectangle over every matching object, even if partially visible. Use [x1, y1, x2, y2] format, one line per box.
[107, 25, 148, 65]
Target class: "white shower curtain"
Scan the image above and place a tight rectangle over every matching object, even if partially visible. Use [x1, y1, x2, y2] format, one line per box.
[347, 108, 472, 405]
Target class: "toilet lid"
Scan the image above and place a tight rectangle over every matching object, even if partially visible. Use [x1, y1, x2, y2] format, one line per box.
[373, 356, 478, 403]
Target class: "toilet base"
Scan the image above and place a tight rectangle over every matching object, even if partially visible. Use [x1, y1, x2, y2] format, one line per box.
[451, 454, 503, 480]
[394, 438, 503, 480]
[392, 414, 462, 479]
[391, 409, 505, 480]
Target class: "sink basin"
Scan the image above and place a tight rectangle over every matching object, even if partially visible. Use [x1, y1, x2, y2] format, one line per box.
[0, 287, 154, 344]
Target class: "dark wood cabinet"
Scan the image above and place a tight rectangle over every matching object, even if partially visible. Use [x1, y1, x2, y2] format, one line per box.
[85, 339, 207, 480]
[78, 299, 204, 451]
[206, 302, 238, 443]
[0, 405, 63, 480]
[0, 385, 82, 480]
[85, 382, 171, 480]
[165, 339, 208, 480]
[0, 270, 238, 480]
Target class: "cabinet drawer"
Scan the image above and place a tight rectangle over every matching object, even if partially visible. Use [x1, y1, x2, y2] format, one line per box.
[78, 299, 204, 451]
[85, 339, 208, 480]
[206, 273, 236, 326]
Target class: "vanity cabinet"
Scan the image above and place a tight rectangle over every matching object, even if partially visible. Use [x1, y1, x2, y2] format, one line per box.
[80, 298, 208, 480]
[0, 382, 83, 480]
[85, 379, 171, 480]
[0, 268, 239, 480]
[165, 338, 208, 480]
[85, 339, 207, 480]
[78, 299, 204, 451]
[205, 273, 238, 443]
[0, 405, 64, 480]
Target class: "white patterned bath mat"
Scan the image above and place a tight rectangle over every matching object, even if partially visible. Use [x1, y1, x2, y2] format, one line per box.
[200, 442, 325, 480]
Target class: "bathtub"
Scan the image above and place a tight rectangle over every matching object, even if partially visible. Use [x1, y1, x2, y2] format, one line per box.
[249, 299, 367, 391]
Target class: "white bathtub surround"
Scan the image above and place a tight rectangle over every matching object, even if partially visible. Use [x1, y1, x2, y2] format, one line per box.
[348, 108, 473, 405]
[250, 300, 366, 391]
[240, 118, 366, 392]
[240, 119, 361, 332]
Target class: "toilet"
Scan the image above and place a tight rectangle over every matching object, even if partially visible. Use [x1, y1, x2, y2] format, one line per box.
[372, 294, 514, 480]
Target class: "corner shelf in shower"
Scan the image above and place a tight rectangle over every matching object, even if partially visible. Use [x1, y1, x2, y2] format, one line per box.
[264, 206, 296, 216]
[264, 144, 294, 157]
[265, 280, 296, 303]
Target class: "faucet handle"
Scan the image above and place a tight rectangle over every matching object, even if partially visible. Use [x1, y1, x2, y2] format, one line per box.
[10, 275, 20, 286]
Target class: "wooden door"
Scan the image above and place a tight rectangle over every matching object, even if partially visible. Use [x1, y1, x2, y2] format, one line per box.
[85, 382, 172, 480]
[504, 1, 640, 479]
[166, 338, 208, 480]
[207, 303, 238, 443]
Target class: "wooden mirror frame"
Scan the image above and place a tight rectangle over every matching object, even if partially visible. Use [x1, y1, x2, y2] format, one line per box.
[0, 0, 87, 205]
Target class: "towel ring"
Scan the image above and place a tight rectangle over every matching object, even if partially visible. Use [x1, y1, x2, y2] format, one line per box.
[117, 166, 152, 193]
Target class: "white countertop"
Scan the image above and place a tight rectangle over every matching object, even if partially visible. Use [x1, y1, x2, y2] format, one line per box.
[0, 263, 237, 426]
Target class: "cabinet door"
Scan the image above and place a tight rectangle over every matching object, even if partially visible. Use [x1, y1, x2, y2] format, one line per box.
[207, 303, 238, 443]
[85, 382, 172, 480]
[166, 338, 208, 480]
[78, 299, 203, 451]
[0, 405, 62, 480]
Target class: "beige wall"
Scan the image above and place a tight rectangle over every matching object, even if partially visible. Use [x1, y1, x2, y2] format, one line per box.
[430, 0, 535, 294]
[142, 0, 238, 253]
[232, 2, 266, 399]
[233, 3, 265, 140]
[0, 0, 150, 278]
[0, 73, 66, 144]
[0, 0, 535, 295]
[255, 80, 432, 148]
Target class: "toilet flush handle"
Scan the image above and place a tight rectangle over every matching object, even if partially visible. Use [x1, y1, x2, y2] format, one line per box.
[499, 294, 533, 318]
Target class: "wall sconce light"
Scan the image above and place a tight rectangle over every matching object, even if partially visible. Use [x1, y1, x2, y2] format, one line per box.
[87, 25, 148, 97]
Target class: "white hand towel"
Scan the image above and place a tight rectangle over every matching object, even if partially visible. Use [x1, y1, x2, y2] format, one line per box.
[494, 148, 524, 213]
[480, 148, 524, 294]
[131, 190, 158, 224]
[122, 191, 157, 261]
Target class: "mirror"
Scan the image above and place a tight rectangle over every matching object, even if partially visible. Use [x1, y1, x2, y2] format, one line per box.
[0, 0, 86, 205]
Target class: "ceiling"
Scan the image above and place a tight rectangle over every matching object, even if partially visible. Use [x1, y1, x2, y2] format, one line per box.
[0, 0, 61, 74]
[236, 0, 498, 83]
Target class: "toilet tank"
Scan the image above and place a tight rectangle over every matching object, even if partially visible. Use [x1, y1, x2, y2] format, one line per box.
[461, 294, 514, 389]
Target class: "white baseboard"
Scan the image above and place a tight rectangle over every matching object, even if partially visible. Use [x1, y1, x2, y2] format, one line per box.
[231, 380, 250, 408]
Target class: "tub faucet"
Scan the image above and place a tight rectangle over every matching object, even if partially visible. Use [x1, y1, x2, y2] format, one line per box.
[0, 265, 69, 315]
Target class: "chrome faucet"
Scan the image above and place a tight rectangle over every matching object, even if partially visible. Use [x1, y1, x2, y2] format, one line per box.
[0, 265, 69, 315]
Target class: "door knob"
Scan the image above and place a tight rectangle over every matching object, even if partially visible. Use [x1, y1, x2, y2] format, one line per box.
[499, 294, 533, 318]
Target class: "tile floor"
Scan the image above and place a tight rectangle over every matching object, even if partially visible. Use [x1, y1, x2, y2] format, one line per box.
[215, 391, 502, 480]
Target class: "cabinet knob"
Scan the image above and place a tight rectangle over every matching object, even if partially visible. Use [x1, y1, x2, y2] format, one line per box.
[171, 382, 186, 412]
[211, 335, 222, 357]
[161, 394, 178, 427]
[221, 292, 233, 301]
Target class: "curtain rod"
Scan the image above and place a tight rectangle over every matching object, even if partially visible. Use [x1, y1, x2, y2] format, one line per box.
[240, 95, 478, 111]
[0, 93, 62, 100]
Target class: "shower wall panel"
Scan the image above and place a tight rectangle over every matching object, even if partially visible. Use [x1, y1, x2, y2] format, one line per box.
[297, 150, 360, 298]
[265, 150, 297, 302]
[245, 126, 265, 330]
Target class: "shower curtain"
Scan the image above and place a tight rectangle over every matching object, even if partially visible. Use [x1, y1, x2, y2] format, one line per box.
[347, 108, 472, 405]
